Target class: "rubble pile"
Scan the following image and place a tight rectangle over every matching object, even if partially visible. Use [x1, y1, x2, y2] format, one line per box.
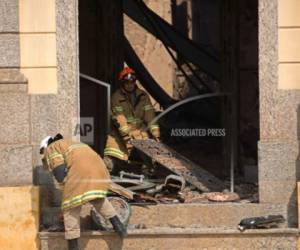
[117, 139, 258, 205]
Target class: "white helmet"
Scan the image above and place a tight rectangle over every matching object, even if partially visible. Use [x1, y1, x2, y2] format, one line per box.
[40, 136, 52, 154]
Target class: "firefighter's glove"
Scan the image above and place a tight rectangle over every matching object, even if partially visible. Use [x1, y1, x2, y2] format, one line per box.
[52, 164, 67, 183]
[123, 134, 133, 151]
[151, 130, 160, 142]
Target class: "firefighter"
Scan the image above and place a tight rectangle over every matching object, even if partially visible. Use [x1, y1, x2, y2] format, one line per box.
[104, 67, 160, 173]
[40, 134, 127, 250]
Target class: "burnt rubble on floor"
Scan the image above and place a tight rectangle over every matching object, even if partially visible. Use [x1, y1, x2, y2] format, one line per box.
[121, 176, 258, 205]
[112, 140, 258, 205]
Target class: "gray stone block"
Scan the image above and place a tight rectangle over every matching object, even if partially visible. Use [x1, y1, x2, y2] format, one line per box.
[30, 95, 58, 145]
[259, 0, 300, 141]
[259, 179, 297, 226]
[259, 180, 296, 204]
[0, 34, 19, 67]
[56, 0, 80, 138]
[258, 141, 299, 181]
[0, 0, 19, 32]
[0, 144, 33, 185]
[258, 140, 299, 225]
[0, 93, 30, 144]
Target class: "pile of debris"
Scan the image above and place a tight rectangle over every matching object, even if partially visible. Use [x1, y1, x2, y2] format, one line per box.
[111, 139, 258, 205]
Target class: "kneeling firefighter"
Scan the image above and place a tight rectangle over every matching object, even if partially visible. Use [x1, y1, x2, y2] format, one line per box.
[40, 134, 127, 250]
[104, 67, 160, 174]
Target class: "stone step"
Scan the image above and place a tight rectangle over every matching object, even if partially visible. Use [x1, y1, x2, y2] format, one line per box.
[128, 203, 288, 228]
[41, 203, 289, 230]
[39, 228, 299, 250]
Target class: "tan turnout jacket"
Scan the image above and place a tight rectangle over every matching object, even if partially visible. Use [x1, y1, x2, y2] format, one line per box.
[104, 87, 160, 161]
[43, 139, 111, 210]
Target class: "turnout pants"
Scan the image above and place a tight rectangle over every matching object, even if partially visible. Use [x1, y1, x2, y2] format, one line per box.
[63, 198, 117, 239]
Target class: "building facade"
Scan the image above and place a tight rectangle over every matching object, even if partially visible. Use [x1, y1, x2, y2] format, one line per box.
[0, 0, 299, 249]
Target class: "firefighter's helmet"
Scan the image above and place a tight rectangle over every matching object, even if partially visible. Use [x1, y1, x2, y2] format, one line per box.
[39, 136, 52, 154]
[118, 67, 136, 82]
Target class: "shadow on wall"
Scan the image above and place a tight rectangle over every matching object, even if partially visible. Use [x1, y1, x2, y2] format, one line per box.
[33, 166, 62, 207]
[287, 104, 300, 227]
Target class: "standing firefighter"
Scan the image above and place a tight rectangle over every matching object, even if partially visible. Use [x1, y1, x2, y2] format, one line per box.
[40, 134, 127, 250]
[104, 67, 160, 173]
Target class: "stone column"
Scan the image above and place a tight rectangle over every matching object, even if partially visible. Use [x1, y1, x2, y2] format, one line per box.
[0, 0, 80, 203]
[0, 0, 20, 68]
[0, 0, 33, 185]
[258, 0, 300, 226]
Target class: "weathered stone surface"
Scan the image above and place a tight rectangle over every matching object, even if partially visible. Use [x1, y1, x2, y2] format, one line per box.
[43, 202, 287, 229]
[0, 69, 27, 84]
[259, 180, 296, 204]
[0, 83, 27, 93]
[40, 229, 298, 250]
[258, 141, 300, 181]
[55, 0, 80, 139]
[259, 180, 298, 227]
[0, 93, 30, 144]
[258, 141, 299, 226]
[0, 0, 19, 32]
[0, 145, 33, 185]
[128, 203, 287, 228]
[30, 95, 58, 168]
[0, 34, 20, 67]
[259, 0, 300, 140]
[30, 95, 58, 144]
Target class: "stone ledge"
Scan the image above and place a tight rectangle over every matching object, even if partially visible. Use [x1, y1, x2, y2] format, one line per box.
[0, 69, 27, 84]
[39, 228, 298, 250]
[128, 203, 288, 228]
[40, 203, 289, 230]
[39, 228, 300, 238]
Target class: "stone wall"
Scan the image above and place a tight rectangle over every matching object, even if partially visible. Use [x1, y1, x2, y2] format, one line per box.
[124, 0, 174, 97]
[0, 0, 80, 187]
[0, 0, 19, 67]
[258, 0, 300, 227]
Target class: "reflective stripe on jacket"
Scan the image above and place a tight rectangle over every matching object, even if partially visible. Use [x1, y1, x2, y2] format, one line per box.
[104, 87, 160, 160]
[44, 139, 110, 210]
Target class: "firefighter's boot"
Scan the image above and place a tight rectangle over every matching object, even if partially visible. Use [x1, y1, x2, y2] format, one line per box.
[109, 215, 128, 238]
[68, 238, 79, 250]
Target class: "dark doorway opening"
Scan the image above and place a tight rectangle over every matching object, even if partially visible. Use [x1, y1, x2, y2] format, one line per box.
[78, 0, 259, 184]
[78, 0, 123, 155]
[169, 0, 259, 183]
